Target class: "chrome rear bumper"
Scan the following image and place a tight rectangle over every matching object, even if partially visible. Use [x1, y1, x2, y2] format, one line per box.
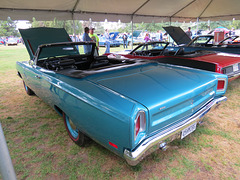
[124, 96, 227, 166]
[228, 72, 240, 81]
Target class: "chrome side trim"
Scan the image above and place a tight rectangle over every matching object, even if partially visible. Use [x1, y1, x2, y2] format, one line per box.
[124, 96, 227, 166]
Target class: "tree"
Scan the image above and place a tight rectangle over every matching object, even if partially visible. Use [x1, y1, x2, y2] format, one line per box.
[232, 20, 240, 29]
[0, 17, 19, 37]
[208, 20, 232, 30]
[31, 18, 83, 35]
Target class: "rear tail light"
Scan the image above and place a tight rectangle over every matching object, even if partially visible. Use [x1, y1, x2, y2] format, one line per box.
[134, 111, 146, 141]
[217, 78, 227, 92]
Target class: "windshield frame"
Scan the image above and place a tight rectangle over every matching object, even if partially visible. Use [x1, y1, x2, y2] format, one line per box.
[130, 41, 169, 54]
[187, 35, 214, 47]
[219, 35, 239, 44]
[33, 41, 96, 64]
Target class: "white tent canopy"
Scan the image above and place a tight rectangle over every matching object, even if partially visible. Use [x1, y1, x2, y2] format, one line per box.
[0, 0, 240, 22]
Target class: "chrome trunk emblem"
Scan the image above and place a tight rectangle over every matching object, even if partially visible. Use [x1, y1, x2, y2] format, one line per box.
[159, 106, 166, 110]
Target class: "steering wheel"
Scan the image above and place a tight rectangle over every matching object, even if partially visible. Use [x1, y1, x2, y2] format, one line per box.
[141, 51, 148, 56]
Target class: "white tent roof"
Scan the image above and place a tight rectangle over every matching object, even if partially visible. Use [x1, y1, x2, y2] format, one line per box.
[0, 0, 240, 22]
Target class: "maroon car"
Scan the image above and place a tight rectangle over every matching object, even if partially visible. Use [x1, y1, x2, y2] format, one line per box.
[105, 41, 240, 81]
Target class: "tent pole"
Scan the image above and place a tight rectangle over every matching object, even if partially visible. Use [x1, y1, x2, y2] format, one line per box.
[208, 20, 211, 31]
[169, 17, 172, 42]
[71, 0, 80, 42]
[131, 15, 133, 49]
[197, 17, 199, 33]
[0, 122, 17, 180]
[72, 13, 76, 41]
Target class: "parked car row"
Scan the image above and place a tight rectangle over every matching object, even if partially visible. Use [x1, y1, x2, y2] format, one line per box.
[98, 32, 121, 47]
[115, 30, 145, 45]
[16, 27, 238, 166]
[164, 26, 240, 55]
[98, 30, 146, 47]
[0, 37, 21, 46]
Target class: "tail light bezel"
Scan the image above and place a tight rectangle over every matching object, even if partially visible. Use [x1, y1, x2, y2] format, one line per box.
[134, 111, 146, 141]
[217, 78, 227, 92]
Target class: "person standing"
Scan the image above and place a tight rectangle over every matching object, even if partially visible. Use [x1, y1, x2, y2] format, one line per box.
[89, 27, 99, 55]
[104, 29, 110, 53]
[122, 33, 128, 48]
[229, 28, 235, 36]
[157, 30, 163, 41]
[185, 27, 192, 38]
[144, 33, 151, 42]
[82, 27, 92, 54]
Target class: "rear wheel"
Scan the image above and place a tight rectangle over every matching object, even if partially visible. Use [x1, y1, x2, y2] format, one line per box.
[23, 81, 35, 95]
[63, 112, 86, 146]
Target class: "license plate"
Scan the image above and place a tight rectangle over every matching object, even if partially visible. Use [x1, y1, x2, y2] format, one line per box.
[181, 123, 197, 139]
[233, 64, 239, 72]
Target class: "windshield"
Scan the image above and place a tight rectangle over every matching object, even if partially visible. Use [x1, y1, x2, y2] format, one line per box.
[189, 36, 214, 46]
[132, 42, 168, 53]
[220, 35, 239, 44]
[38, 43, 96, 60]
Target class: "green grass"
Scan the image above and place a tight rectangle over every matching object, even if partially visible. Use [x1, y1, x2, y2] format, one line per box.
[0, 44, 240, 179]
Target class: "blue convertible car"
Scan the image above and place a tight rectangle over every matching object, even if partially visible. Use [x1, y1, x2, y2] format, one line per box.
[16, 27, 228, 166]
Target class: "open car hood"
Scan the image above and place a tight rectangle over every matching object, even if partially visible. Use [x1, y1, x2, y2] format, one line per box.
[109, 32, 119, 40]
[19, 27, 72, 59]
[163, 26, 192, 45]
[128, 30, 142, 38]
[133, 30, 142, 37]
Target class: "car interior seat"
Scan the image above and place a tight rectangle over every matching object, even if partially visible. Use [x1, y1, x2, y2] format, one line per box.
[174, 47, 185, 56]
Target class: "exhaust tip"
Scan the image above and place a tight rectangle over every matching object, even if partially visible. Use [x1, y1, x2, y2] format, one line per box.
[159, 142, 168, 151]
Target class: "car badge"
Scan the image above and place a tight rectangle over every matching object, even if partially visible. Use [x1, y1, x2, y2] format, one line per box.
[159, 106, 166, 111]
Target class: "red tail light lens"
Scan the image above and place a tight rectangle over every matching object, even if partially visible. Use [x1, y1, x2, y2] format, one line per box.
[217, 78, 226, 91]
[134, 111, 146, 141]
[217, 80, 225, 90]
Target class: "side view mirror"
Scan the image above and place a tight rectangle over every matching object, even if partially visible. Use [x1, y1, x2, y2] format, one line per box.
[29, 60, 34, 66]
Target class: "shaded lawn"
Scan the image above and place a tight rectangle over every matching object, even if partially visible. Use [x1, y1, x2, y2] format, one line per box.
[0, 44, 239, 179]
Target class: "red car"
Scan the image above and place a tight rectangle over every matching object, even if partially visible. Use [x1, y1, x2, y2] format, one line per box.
[0, 38, 4, 44]
[105, 41, 240, 81]
[219, 35, 240, 45]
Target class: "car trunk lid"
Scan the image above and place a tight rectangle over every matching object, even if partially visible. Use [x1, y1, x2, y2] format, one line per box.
[88, 63, 217, 134]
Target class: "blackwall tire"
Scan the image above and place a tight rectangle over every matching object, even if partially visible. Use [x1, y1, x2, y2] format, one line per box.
[23, 81, 35, 95]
